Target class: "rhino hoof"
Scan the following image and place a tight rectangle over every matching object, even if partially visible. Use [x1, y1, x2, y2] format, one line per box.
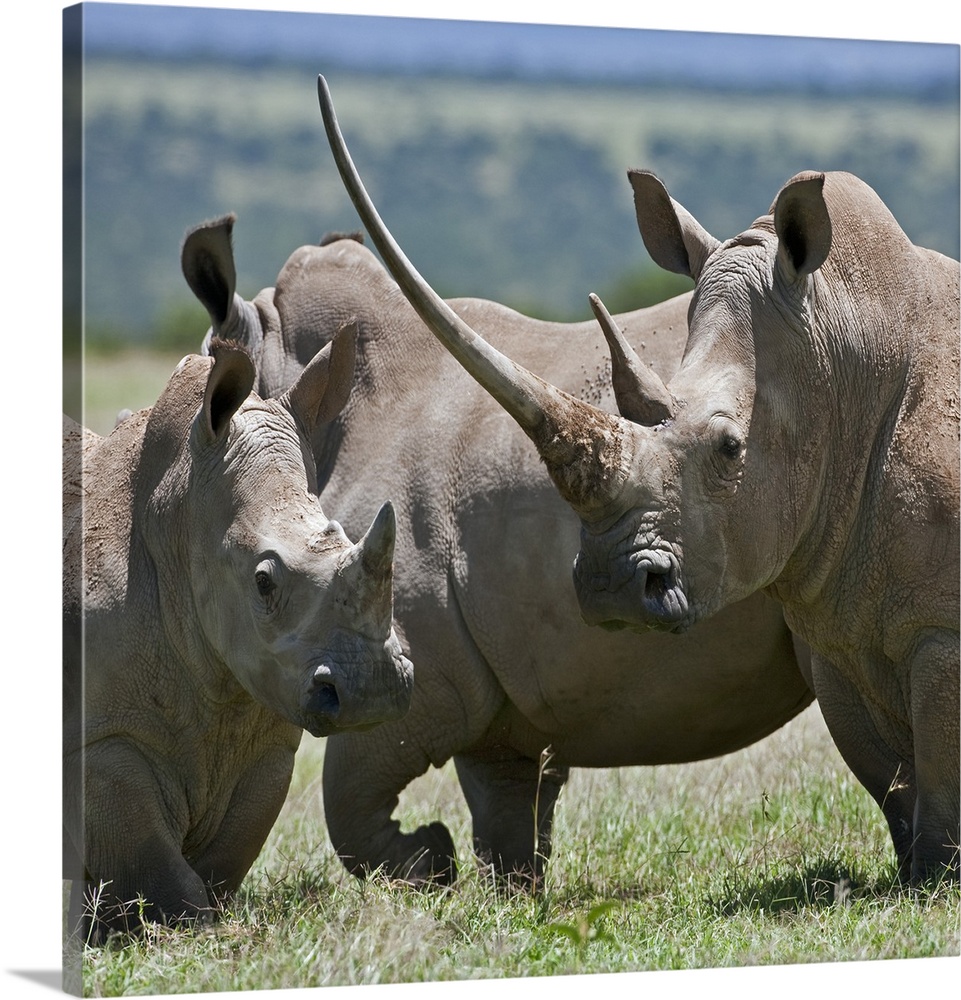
[398, 822, 458, 886]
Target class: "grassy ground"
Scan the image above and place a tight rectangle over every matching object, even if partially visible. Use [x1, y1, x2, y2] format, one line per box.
[69, 349, 958, 995]
[71, 705, 959, 996]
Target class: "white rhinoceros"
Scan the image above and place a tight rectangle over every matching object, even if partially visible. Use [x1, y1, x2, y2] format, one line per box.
[63, 334, 413, 939]
[323, 76, 960, 885]
[173, 84, 817, 890]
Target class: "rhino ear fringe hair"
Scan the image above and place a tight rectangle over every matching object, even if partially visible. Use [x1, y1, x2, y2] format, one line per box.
[207, 336, 251, 360]
[319, 230, 364, 247]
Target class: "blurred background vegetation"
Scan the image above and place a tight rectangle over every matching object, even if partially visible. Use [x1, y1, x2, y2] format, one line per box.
[71, 54, 959, 362]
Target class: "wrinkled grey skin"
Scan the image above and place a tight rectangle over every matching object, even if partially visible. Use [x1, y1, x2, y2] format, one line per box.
[183, 260, 813, 889]
[325, 88, 959, 886]
[63, 337, 412, 940]
[618, 169, 960, 884]
[181, 102, 813, 889]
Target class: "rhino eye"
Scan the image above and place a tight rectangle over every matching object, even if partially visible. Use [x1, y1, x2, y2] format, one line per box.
[254, 560, 278, 607]
[719, 433, 742, 460]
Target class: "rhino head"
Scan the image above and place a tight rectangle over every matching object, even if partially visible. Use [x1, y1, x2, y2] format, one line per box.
[315, 76, 864, 635]
[140, 332, 412, 735]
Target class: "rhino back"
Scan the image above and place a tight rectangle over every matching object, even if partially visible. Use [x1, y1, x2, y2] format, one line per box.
[287, 244, 801, 762]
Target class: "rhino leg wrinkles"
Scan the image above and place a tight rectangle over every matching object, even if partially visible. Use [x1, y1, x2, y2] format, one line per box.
[322, 728, 457, 885]
[454, 749, 570, 889]
[73, 746, 217, 941]
[811, 653, 918, 879]
[186, 746, 297, 900]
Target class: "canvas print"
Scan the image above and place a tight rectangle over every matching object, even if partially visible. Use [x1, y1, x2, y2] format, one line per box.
[62, 2, 960, 996]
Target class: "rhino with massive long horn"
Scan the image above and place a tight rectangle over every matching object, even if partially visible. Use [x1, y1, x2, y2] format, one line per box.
[179, 81, 820, 891]
[319, 75, 959, 883]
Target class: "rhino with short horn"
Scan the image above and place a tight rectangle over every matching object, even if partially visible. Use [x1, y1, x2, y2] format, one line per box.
[320, 74, 959, 883]
[63, 334, 413, 940]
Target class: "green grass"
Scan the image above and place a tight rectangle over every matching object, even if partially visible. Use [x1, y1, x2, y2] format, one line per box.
[69, 349, 959, 994]
[71, 706, 959, 996]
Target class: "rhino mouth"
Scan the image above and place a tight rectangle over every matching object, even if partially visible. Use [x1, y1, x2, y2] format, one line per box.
[635, 551, 689, 627]
[575, 546, 690, 633]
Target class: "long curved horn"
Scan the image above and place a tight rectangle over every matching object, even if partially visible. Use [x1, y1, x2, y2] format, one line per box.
[588, 293, 674, 426]
[317, 75, 629, 515]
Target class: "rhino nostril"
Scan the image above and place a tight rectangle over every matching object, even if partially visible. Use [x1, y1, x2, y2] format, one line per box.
[644, 570, 669, 600]
[307, 680, 340, 718]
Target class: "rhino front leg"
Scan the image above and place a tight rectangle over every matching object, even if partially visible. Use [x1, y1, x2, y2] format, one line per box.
[76, 745, 214, 942]
[188, 745, 298, 902]
[810, 653, 917, 878]
[323, 727, 458, 884]
[454, 748, 570, 889]
[909, 633, 960, 883]
[72, 839, 212, 944]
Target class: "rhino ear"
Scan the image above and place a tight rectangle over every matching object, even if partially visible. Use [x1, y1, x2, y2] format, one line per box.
[773, 172, 832, 282]
[629, 170, 719, 281]
[182, 213, 238, 327]
[201, 339, 255, 442]
[280, 320, 357, 435]
[182, 213, 264, 356]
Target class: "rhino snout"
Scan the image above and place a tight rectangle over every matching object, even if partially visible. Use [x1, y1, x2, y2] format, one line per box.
[573, 545, 690, 634]
[300, 641, 413, 737]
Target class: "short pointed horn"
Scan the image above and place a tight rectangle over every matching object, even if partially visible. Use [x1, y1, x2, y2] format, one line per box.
[357, 500, 396, 580]
[317, 75, 629, 514]
[338, 501, 396, 633]
[588, 293, 674, 426]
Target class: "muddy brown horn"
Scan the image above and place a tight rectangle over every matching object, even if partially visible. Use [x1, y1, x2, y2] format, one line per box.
[317, 74, 630, 514]
[589, 293, 674, 425]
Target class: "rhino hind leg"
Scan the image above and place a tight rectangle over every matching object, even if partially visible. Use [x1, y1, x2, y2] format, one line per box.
[454, 749, 570, 890]
[322, 731, 458, 885]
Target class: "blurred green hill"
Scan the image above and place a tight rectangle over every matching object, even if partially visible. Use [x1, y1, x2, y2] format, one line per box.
[73, 57, 960, 350]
